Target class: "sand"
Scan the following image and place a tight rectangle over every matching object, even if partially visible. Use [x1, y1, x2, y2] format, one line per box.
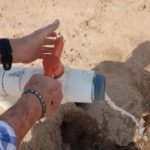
[0, 0, 150, 149]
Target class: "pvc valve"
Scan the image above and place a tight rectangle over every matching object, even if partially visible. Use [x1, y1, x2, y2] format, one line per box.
[42, 37, 64, 78]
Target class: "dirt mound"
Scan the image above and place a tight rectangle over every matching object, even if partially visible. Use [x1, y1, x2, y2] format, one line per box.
[61, 111, 139, 150]
[19, 107, 139, 150]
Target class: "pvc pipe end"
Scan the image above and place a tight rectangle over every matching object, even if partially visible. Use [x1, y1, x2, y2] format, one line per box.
[92, 74, 105, 100]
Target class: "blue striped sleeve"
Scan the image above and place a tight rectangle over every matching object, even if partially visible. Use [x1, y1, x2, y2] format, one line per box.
[0, 121, 17, 150]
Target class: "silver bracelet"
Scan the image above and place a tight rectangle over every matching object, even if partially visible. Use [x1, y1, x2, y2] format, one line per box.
[23, 89, 46, 119]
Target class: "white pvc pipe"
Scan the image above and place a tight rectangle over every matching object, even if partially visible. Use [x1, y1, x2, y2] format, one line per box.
[0, 66, 105, 110]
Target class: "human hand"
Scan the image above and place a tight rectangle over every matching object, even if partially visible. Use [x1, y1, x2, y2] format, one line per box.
[24, 74, 62, 117]
[9, 20, 60, 63]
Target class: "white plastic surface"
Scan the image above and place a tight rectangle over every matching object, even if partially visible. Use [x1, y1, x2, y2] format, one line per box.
[0, 66, 94, 109]
[59, 67, 94, 103]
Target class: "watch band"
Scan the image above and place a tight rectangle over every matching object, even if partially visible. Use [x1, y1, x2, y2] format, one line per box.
[0, 39, 13, 70]
[23, 89, 47, 119]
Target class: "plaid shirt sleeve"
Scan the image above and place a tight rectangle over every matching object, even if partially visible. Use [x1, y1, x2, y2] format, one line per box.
[0, 121, 17, 150]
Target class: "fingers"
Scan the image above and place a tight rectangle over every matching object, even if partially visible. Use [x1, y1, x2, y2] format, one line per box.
[41, 37, 57, 55]
[32, 20, 59, 41]
[42, 20, 60, 37]
[42, 38, 56, 55]
[39, 36, 63, 60]
[39, 47, 55, 59]
[42, 47, 54, 53]
[43, 39, 56, 46]
[47, 32, 57, 37]
[43, 32, 57, 47]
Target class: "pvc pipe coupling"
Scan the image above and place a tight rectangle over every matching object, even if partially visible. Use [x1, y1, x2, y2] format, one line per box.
[0, 66, 105, 106]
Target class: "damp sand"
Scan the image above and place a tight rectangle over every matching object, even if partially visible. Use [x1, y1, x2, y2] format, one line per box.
[105, 93, 145, 136]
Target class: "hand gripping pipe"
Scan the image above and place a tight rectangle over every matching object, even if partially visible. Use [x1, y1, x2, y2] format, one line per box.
[0, 66, 105, 109]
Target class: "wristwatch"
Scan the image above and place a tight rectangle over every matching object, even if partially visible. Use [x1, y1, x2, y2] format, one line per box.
[0, 39, 13, 70]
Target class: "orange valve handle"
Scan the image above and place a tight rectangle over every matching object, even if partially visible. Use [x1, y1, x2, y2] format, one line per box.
[43, 54, 60, 78]
[42, 37, 64, 78]
[53, 37, 64, 58]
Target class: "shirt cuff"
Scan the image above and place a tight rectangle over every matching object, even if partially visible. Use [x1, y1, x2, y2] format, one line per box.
[0, 120, 17, 150]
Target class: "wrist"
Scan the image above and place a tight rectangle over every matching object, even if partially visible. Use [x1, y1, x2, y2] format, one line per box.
[9, 38, 26, 63]
[23, 89, 46, 119]
[21, 93, 42, 119]
[0, 93, 42, 124]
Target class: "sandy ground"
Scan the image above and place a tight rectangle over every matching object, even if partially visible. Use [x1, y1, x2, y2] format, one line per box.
[0, 0, 150, 149]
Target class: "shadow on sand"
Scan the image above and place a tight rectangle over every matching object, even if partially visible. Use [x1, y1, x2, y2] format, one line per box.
[20, 41, 150, 150]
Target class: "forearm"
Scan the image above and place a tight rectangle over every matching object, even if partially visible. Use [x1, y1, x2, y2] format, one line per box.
[0, 94, 41, 147]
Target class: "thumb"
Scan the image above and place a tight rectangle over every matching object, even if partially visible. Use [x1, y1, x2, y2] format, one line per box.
[42, 20, 60, 36]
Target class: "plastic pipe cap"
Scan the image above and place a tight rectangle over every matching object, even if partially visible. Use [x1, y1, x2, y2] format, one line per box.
[92, 74, 105, 100]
